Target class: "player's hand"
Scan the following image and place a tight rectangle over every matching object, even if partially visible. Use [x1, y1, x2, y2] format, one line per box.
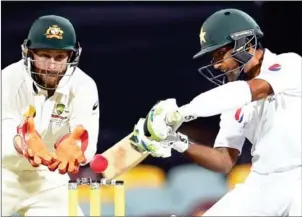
[145, 98, 183, 141]
[13, 117, 57, 167]
[164, 132, 190, 153]
[48, 126, 87, 174]
[130, 118, 172, 158]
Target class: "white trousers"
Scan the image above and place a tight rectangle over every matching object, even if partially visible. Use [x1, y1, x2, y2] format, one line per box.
[1, 167, 84, 216]
[203, 167, 301, 216]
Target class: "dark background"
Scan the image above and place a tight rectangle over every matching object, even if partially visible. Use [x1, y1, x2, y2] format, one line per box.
[2, 1, 301, 174]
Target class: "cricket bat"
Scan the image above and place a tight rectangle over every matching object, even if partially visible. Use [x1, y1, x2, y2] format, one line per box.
[101, 133, 149, 179]
[101, 112, 174, 179]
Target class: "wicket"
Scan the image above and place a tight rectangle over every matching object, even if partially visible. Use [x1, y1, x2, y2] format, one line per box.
[68, 178, 125, 216]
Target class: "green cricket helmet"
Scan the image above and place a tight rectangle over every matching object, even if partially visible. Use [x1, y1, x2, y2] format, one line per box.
[194, 9, 263, 86]
[21, 15, 82, 90]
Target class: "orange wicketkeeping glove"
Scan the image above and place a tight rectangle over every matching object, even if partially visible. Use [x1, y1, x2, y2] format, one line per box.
[14, 117, 57, 167]
[48, 125, 88, 174]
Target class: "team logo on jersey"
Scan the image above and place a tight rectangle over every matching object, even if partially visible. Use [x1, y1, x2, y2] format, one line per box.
[92, 101, 99, 110]
[234, 108, 244, 123]
[56, 104, 65, 115]
[268, 63, 281, 71]
[45, 25, 64, 39]
[51, 104, 68, 123]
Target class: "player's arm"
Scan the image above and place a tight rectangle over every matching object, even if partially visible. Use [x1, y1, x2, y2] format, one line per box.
[172, 112, 244, 173]
[2, 92, 23, 162]
[2, 66, 26, 163]
[185, 145, 239, 174]
[2, 73, 55, 168]
[146, 54, 301, 142]
[177, 80, 257, 118]
[178, 53, 301, 118]
[145, 80, 265, 142]
[68, 81, 100, 165]
[247, 78, 273, 101]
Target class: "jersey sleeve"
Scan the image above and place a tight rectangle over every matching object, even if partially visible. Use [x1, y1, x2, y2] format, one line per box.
[213, 111, 246, 155]
[255, 53, 301, 95]
[2, 74, 23, 164]
[69, 79, 100, 165]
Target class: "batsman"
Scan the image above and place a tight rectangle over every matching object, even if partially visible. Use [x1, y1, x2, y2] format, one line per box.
[130, 9, 301, 216]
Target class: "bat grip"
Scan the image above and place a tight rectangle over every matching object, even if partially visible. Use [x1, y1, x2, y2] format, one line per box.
[143, 116, 151, 137]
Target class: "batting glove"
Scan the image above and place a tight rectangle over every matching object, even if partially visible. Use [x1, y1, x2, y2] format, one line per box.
[145, 98, 198, 142]
[145, 99, 181, 141]
[130, 118, 172, 158]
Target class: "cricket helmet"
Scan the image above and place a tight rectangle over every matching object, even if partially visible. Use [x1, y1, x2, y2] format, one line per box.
[194, 9, 264, 86]
[21, 15, 82, 90]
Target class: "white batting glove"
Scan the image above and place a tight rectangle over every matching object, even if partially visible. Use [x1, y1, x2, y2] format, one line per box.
[145, 98, 198, 141]
[165, 132, 190, 153]
[145, 99, 181, 141]
[130, 118, 172, 158]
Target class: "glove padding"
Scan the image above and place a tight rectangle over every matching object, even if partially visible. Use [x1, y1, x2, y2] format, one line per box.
[145, 99, 183, 141]
[165, 132, 190, 153]
[130, 118, 172, 158]
[48, 125, 87, 174]
[13, 117, 57, 167]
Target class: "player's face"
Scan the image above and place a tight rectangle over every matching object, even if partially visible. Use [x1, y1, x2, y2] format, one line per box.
[211, 46, 241, 82]
[32, 49, 71, 88]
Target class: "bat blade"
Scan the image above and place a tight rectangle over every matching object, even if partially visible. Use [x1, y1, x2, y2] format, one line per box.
[101, 133, 149, 179]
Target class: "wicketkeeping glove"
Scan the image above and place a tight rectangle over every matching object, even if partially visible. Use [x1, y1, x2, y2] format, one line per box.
[13, 117, 57, 167]
[48, 125, 87, 174]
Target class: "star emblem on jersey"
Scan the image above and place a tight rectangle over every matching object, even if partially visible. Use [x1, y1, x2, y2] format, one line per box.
[268, 63, 281, 71]
[45, 25, 64, 39]
[199, 27, 207, 44]
[56, 104, 65, 115]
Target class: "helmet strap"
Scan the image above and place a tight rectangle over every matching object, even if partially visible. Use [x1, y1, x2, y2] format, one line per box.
[69, 42, 82, 66]
[21, 39, 30, 61]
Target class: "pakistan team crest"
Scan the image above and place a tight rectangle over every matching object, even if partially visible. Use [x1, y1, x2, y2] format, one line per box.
[56, 104, 65, 115]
